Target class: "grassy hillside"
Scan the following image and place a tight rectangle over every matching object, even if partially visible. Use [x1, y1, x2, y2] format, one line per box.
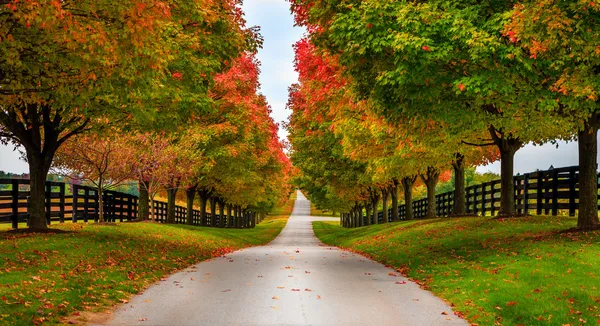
[0, 195, 295, 325]
[313, 216, 600, 325]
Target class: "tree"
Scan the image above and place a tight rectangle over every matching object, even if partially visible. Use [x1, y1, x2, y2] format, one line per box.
[0, 0, 250, 229]
[52, 132, 134, 222]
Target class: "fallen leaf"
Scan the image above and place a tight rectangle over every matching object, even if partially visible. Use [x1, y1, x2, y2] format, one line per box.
[139, 318, 147, 321]
[222, 289, 231, 293]
[272, 296, 279, 300]
[291, 289, 300, 292]
[277, 286, 285, 289]
[305, 271, 311, 274]
[144, 300, 151, 303]
[317, 295, 321, 299]
[388, 272, 398, 277]
[270, 306, 279, 310]
[304, 288, 312, 292]
[395, 281, 407, 285]
[507, 301, 518, 307]
[190, 277, 195, 281]
[441, 311, 448, 315]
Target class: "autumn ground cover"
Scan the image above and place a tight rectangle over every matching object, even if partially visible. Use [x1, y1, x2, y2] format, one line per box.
[0, 195, 295, 325]
[313, 216, 600, 325]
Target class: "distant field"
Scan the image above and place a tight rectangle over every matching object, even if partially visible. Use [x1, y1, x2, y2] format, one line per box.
[313, 216, 600, 325]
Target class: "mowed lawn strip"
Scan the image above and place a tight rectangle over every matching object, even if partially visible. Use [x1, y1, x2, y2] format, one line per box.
[313, 216, 600, 326]
[0, 195, 294, 325]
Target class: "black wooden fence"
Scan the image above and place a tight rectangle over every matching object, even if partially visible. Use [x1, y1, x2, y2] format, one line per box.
[0, 179, 254, 229]
[370, 165, 597, 223]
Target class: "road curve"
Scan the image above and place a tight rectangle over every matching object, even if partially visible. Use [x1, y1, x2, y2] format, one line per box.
[107, 191, 466, 326]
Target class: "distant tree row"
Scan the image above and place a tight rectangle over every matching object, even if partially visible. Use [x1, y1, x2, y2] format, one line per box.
[288, 0, 599, 230]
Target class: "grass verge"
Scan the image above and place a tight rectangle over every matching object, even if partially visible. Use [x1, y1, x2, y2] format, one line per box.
[312, 216, 600, 325]
[0, 195, 295, 325]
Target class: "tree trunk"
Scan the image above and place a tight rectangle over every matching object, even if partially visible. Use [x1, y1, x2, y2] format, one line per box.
[98, 181, 104, 223]
[371, 190, 380, 224]
[26, 156, 52, 229]
[186, 186, 196, 225]
[138, 179, 150, 221]
[578, 113, 600, 230]
[390, 178, 399, 222]
[166, 187, 178, 224]
[490, 126, 523, 216]
[227, 204, 233, 228]
[402, 176, 416, 220]
[365, 202, 371, 226]
[358, 206, 364, 227]
[381, 187, 389, 224]
[199, 190, 209, 226]
[452, 153, 466, 216]
[218, 200, 226, 228]
[210, 197, 217, 227]
[420, 166, 440, 218]
[235, 206, 241, 228]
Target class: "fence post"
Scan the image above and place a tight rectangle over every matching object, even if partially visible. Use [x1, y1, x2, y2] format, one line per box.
[551, 170, 559, 216]
[536, 173, 543, 215]
[59, 183, 65, 223]
[83, 189, 89, 223]
[523, 174, 529, 215]
[569, 170, 577, 216]
[45, 182, 51, 225]
[481, 184, 487, 217]
[11, 179, 19, 229]
[72, 185, 78, 222]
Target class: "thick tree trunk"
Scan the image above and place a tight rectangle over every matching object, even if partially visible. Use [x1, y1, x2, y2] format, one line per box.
[186, 186, 196, 225]
[210, 197, 217, 227]
[452, 154, 466, 216]
[490, 127, 523, 216]
[218, 200, 226, 228]
[390, 179, 399, 222]
[358, 206, 363, 227]
[199, 190, 209, 226]
[402, 176, 416, 220]
[138, 179, 150, 221]
[578, 113, 600, 230]
[420, 166, 440, 218]
[235, 206, 241, 228]
[381, 188, 389, 224]
[27, 157, 50, 229]
[166, 187, 178, 224]
[365, 202, 371, 226]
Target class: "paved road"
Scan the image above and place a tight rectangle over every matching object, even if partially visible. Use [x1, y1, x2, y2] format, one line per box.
[107, 191, 466, 326]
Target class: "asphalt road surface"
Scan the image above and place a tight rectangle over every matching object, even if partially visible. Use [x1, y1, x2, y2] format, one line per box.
[107, 191, 466, 326]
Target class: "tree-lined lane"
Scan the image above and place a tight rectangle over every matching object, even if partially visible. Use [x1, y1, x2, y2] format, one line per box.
[107, 191, 465, 325]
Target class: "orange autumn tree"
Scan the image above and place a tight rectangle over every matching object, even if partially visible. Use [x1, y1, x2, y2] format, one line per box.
[52, 131, 135, 222]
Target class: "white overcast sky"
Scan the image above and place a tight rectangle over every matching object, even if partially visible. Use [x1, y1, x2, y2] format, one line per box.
[0, 0, 594, 175]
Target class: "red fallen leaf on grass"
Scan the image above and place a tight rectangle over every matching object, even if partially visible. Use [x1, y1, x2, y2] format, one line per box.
[395, 281, 407, 285]
[291, 289, 300, 292]
[507, 301, 518, 307]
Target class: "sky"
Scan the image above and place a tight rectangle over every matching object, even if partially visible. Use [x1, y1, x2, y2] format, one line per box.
[0, 0, 594, 175]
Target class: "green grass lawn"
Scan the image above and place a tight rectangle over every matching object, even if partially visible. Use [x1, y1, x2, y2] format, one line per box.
[313, 216, 600, 325]
[0, 197, 294, 325]
[310, 204, 340, 218]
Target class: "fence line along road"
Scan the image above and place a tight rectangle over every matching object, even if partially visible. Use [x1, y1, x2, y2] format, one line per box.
[371, 165, 598, 223]
[0, 181, 254, 229]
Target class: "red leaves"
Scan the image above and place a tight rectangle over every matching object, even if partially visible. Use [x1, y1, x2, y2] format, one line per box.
[171, 72, 183, 80]
[366, 23, 373, 29]
[458, 84, 466, 92]
[422, 45, 431, 52]
[507, 301, 518, 307]
[506, 30, 517, 43]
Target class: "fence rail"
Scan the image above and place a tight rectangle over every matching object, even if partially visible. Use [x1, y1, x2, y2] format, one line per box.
[366, 165, 597, 224]
[0, 180, 254, 229]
